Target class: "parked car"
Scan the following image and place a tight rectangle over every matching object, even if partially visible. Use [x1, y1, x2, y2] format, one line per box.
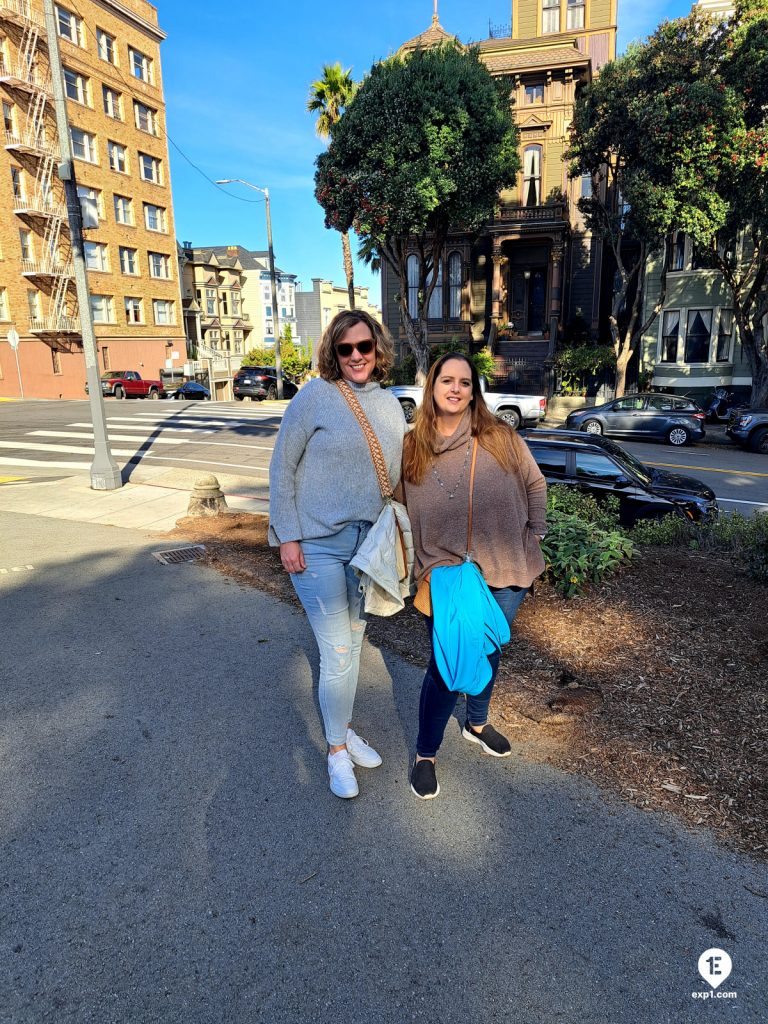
[388, 378, 547, 428]
[565, 393, 706, 446]
[233, 367, 298, 401]
[167, 381, 211, 401]
[726, 408, 768, 453]
[86, 370, 165, 400]
[520, 429, 718, 526]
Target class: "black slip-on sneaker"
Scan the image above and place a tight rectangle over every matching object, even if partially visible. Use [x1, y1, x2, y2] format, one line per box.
[462, 722, 512, 757]
[410, 758, 440, 799]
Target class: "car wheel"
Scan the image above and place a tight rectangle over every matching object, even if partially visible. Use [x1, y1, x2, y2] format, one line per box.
[114, 386, 125, 400]
[667, 425, 690, 446]
[149, 388, 159, 399]
[496, 407, 521, 429]
[266, 384, 277, 400]
[583, 418, 602, 435]
[750, 427, 768, 454]
[400, 399, 417, 424]
[234, 394, 244, 401]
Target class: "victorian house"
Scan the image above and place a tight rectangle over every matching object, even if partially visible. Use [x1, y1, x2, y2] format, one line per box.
[381, 0, 618, 377]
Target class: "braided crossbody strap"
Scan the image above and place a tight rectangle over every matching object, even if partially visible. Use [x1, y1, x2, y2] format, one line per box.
[335, 379, 393, 500]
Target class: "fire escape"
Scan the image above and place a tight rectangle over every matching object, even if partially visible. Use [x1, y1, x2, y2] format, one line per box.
[1, 0, 80, 342]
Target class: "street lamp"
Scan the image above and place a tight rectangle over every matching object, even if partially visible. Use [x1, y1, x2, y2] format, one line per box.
[215, 178, 283, 399]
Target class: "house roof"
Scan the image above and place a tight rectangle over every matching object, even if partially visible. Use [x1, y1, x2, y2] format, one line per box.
[399, 14, 457, 53]
[480, 42, 588, 74]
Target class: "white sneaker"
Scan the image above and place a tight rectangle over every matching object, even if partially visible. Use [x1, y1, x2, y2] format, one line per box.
[346, 728, 382, 768]
[328, 749, 359, 798]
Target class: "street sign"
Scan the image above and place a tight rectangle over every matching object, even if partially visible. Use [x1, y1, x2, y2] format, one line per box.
[7, 328, 19, 351]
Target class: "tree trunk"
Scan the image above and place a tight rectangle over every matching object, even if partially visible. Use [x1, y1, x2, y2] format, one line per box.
[400, 304, 430, 384]
[341, 231, 355, 309]
[614, 344, 632, 399]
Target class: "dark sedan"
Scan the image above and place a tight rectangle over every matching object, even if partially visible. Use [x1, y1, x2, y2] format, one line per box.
[565, 393, 706, 446]
[726, 409, 768, 453]
[168, 381, 211, 401]
[233, 366, 298, 401]
[521, 429, 718, 526]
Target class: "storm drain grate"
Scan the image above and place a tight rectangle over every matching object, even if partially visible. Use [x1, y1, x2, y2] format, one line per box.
[153, 545, 207, 565]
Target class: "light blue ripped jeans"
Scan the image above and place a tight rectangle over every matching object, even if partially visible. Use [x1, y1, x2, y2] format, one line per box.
[290, 522, 371, 746]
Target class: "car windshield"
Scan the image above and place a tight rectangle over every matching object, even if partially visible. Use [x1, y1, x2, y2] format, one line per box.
[602, 439, 653, 485]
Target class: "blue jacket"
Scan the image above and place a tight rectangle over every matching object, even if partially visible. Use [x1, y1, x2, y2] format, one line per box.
[430, 561, 511, 696]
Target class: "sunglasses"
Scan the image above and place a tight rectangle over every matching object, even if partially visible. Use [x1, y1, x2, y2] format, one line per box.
[336, 339, 375, 358]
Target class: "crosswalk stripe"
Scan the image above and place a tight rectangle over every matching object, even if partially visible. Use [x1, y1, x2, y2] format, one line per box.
[30, 430, 274, 453]
[71, 421, 215, 434]
[106, 415, 279, 428]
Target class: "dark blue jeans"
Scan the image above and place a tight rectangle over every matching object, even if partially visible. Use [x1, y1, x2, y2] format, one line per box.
[416, 586, 529, 759]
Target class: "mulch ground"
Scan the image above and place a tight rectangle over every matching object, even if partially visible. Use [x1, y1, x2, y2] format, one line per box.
[168, 512, 768, 862]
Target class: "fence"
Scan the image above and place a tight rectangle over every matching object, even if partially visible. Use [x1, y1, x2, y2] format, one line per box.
[488, 358, 556, 397]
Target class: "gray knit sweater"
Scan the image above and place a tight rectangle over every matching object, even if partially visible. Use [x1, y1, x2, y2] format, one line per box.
[268, 377, 406, 546]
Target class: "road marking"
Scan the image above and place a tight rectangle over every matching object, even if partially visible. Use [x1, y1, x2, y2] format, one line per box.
[0, 476, 25, 484]
[0, 457, 92, 468]
[716, 497, 768, 508]
[647, 460, 768, 479]
[71, 421, 216, 434]
[29, 430, 274, 453]
[108, 415, 280, 428]
[0, 564, 34, 574]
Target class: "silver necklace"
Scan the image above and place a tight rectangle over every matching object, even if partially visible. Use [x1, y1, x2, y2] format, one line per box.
[431, 439, 472, 499]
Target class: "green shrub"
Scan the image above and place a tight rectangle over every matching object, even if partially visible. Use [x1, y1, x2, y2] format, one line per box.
[387, 343, 495, 386]
[547, 483, 621, 532]
[541, 511, 634, 598]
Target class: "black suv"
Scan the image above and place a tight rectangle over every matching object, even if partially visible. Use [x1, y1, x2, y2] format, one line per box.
[520, 429, 718, 526]
[233, 366, 298, 402]
[726, 409, 768, 453]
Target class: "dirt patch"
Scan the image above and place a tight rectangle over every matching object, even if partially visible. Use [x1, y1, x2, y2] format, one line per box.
[168, 512, 768, 861]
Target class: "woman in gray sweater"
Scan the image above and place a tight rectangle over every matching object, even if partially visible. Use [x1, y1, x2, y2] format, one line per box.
[269, 310, 405, 799]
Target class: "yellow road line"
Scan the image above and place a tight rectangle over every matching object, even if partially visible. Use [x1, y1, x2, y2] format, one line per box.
[647, 461, 768, 479]
[0, 476, 26, 484]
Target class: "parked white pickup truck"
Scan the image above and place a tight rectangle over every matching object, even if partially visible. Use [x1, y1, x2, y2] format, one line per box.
[388, 378, 547, 429]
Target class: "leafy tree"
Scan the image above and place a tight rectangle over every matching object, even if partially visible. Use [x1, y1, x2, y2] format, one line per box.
[315, 43, 520, 383]
[308, 63, 359, 309]
[567, 11, 738, 396]
[242, 327, 311, 382]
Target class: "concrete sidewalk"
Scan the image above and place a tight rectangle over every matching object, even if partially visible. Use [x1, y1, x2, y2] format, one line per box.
[0, 465, 269, 532]
[1, 510, 767, 1024]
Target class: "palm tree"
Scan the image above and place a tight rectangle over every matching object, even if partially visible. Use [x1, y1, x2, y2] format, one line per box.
[308, 63, 358, 309]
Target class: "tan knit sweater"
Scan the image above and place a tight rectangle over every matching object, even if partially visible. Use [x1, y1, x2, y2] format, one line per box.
[402, 413, 547, 588]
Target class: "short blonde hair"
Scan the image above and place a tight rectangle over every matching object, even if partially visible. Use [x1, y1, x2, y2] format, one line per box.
[316, 309, 395, 383]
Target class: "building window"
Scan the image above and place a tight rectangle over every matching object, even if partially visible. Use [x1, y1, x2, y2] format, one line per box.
[220, 291, 229, 315]
[231, 293, 240, 315]
[124, 297, 142, 324]
[0, 288, 8, 320]
[660, 310, 680, 363]
[567, 0, 585, 29]
[523, 145, 542, 207]
[670, 231, 686, 271]
[63, 67, 88, 104]
[134, 102, 157, 135]
[716, 309, 734, 362]
[70, 128, 97, 163]
[139, 153, 161, 184]
[77, 185, 101, 226]
[27, 290, 41, 318]
[148, 252, 170, 279]
[524, 84, 544, 104]
[129, 48, 153, 83]
[102, 85, 121, 119]
[90, 294, 113, 324]
[427, 260, 443, 319]
[205, 288, 216, 316]
[108, 140, 127, 173]
[542, 0, 560, 33]
[97, 28, 116, 64]
[580, 172, 592, 198]
[51, 347, 62, 374]
[84, 241, 108, 272]
[153, 299, 174, 325]
[56, 5, 84, 46]
[407, 253, 419, 319]
[448, 251, 462, 320]
[113, 194, 133, 225]
[11, 166, 24, 200]
[684, 308, 712, 363]
[144, 203, 166, 232]
[19, 229, 33, 261]
[2, 100, 14, 133]
[119, 246, 138, 274]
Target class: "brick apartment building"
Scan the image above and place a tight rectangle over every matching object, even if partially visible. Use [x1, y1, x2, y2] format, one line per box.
[0, 0, 185, 399]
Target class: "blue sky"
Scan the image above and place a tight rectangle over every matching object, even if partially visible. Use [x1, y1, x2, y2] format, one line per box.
[161, 1, 693, 304]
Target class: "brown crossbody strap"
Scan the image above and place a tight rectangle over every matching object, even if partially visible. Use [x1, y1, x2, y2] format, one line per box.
[335, 379, 393, 500]
[466, 438, 479, 557]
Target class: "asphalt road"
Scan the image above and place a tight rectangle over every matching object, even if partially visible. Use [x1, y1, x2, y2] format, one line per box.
[1, 398, 767, 512]
[2, 510, 767, 1023]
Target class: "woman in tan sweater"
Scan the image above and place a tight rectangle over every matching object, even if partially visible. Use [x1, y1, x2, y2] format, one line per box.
[401, 353, 547, 799]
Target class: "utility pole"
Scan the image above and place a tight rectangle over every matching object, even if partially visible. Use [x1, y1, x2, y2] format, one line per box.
[43, 0, 121, 489]
[215, 178, 283, 399]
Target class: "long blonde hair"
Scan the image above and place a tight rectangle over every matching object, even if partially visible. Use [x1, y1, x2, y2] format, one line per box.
[403, 352, 525, 485]
[316, 310, 395, 382]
